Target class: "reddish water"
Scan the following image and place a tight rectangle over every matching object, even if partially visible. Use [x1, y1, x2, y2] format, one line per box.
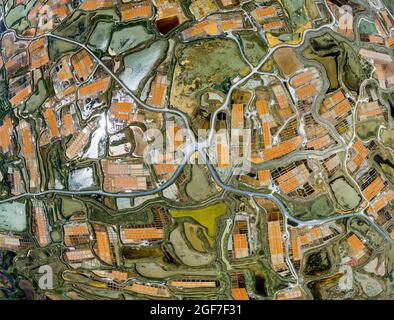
[156, 16, 179, 35]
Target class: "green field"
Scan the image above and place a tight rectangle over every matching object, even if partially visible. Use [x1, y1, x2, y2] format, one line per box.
[171, 203, 227, 241]
[359, 19, 378, 35]
[88, 21, 114, 52]
[330, 177, 361, 210]
[356, 119, 382, 140]
[171, 38, 250, 115]
[286, 194, 334, 221]
[381, 128, 394, 149]
[283, 0, 309, 30]
[238, 32, 267, 67]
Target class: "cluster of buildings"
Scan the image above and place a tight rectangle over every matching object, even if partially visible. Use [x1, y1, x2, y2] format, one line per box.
[359, 49, 394, 90]
[31, 200, 51, 247]
[62, 219, 118, 268]
[289, 68, 321, 109]
[1, 32, 32, 108]
[275, 286, 306, 300]
[256, 198, 288, 273]
[119, 1, 152, 22]
[230, 272, 249, 300]
[101, 159, 152, 192]
[328, 0, 354, 38]
[345, 233, 369, 266]
[0, 232, 32, 250]
[320, 90, 353, 136]
[290, 223, 341, 267]
[0, 115, 14, 155]
[181, 12, 245, 41]
[228, 214, 255, 259]
[366, 190, 394, 226]
[120, 206, 169, 245]
[251, 3, 288, 33]
[270, 161, 316, 198]
[146, 69, 169, 109]
[16, 120, 40, 192]
[25, 0, 72, 36]
[359, 8, 394, 52]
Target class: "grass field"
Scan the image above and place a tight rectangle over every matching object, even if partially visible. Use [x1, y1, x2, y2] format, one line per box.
[186, 165, 217, 201]
[330, 177, 361, 210]
[170, 39, 250, 115]
[381, 128, 394, 149]
[286, 194, 334, 221]
[61, 197, 86, 218]
[184, 222, 210, 251]
[170, 228, 214, 266]
[356, 119, 381, 140]
[239, 32, 267, 67]
[302, 47, 339, 91]
[273, 47, 302, 76]
[88, 21, 113, 52]
[23, 79, 48, 113]
[282, 0, 309, 30]
[305, 0, 320, 20]
[171, 203, 227, 242]
[359, 19, 378, 35]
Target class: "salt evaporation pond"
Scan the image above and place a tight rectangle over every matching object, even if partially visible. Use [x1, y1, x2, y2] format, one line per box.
[68, 166, 96, 190]
[120, 40, 166, 91]
[0, 201, 26, 232]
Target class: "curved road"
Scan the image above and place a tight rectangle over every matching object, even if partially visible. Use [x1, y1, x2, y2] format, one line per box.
[0, 1, 392, 245]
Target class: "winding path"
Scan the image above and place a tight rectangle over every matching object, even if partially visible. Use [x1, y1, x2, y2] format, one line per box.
[0, 1, 392, 247]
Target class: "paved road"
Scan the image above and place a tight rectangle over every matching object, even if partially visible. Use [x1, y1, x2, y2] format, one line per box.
[198, 147, 394, 244]
[0, 148, 195, 204]
[1, 1, 393, 246]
